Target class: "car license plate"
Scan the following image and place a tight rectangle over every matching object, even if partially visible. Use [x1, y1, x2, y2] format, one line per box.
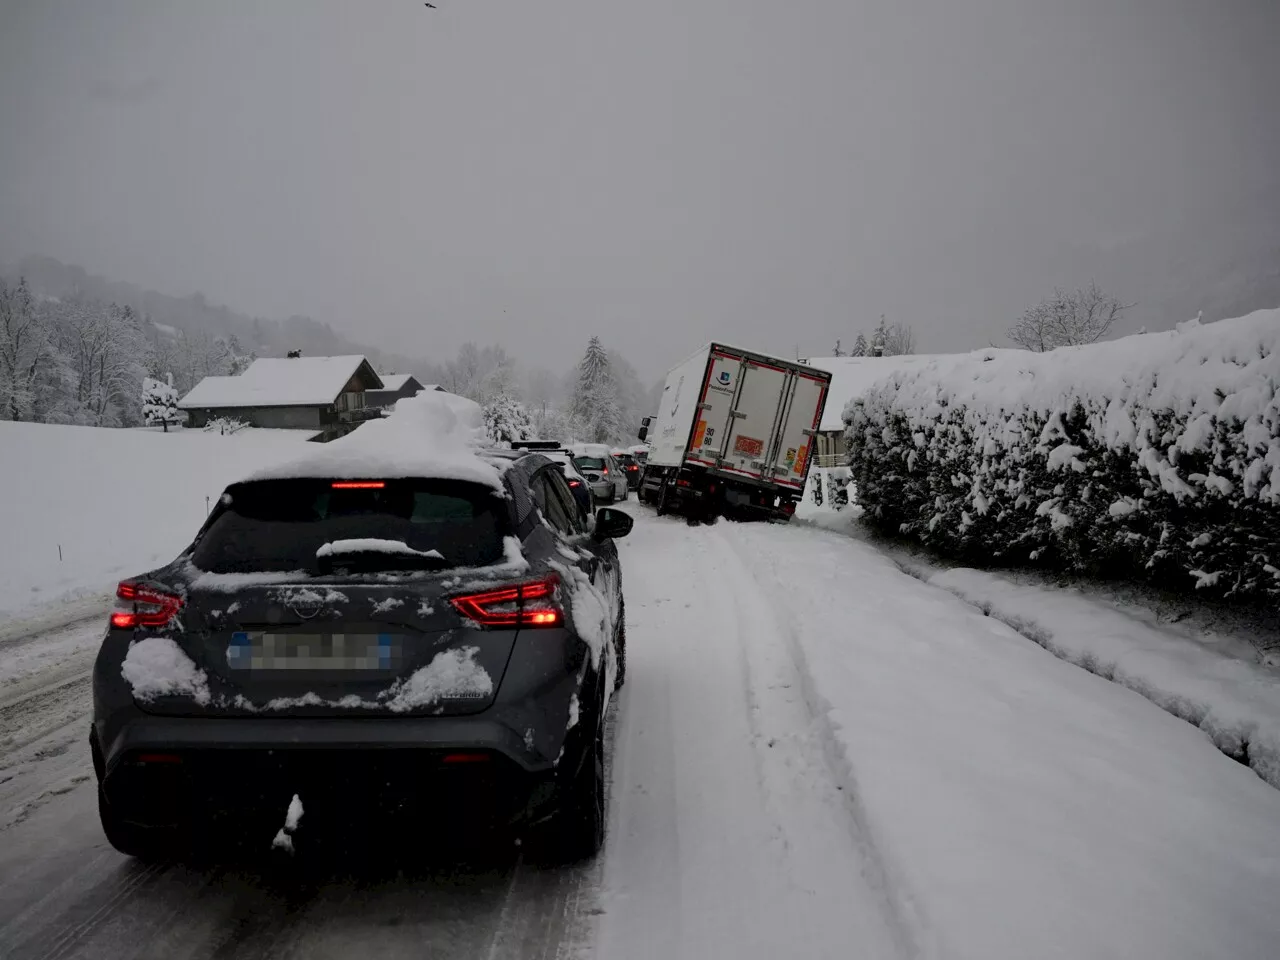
[227, 632, 400, 671]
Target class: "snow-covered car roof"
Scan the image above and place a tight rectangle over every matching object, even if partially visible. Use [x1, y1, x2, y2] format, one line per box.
[542, 451, 588, 481]
[571, 443, 613, 458]
[242, 391, 506, 489]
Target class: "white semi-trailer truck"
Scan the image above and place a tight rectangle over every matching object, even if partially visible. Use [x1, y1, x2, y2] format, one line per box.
[636, 343, 831, 521]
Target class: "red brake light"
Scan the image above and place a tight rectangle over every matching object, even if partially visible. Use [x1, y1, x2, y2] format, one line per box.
[628, 465, 638, 471]
[441, 752, 491, 764]
[568, 479, 581, 487]
[601, 468, 608, 475]
[111, 581, 184, 630]
[331, 481, 385, 489]
[134, 753, 182, 765]
[449, 575, 563, 628]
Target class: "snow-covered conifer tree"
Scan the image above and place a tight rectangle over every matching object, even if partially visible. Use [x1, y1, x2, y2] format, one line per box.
[141, 374, 180, 431]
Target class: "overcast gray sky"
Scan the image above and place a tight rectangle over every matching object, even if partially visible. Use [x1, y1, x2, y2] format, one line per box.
[2, 0, 1278, 376]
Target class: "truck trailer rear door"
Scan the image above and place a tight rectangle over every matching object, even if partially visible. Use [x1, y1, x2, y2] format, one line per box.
[687, 350, 741, 466]
[768, 370, 827, 490]
[719, 359, 789, 481]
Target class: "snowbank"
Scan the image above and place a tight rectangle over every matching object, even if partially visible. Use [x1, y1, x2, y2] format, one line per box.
[246, 390, 503, 489]
[720, 520, 1280, 959]
[0, 422, 312, 621]
[923, 567, 1280, 788]
[846, 309, 1280, 599]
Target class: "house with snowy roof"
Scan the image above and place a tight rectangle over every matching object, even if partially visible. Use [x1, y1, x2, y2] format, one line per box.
[178, 354, 384, 432]
[799, 354, 946, 466]
[365, 374, 441, 409]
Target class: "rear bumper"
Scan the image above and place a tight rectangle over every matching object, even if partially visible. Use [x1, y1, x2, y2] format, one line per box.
[100, 713, 549, 772]
[92, 713, 567, 832]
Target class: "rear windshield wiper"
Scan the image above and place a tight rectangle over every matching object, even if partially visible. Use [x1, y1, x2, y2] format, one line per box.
[316, 539, 449, 572]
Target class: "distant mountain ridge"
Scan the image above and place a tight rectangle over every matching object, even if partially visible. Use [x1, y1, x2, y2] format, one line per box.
[1, 255, 429, 376]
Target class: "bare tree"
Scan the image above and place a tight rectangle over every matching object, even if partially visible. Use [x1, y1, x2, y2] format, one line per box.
[882, 321, 916, 356]
[1008, 282, 1132, 351]
[0, 277, 53, 421]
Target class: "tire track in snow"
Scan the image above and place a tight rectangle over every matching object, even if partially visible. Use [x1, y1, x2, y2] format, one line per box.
[601, 510, 904, 959]
[706, 522, 930, 960]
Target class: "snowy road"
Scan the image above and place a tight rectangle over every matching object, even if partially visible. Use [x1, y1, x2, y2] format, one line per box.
[2, 506, 1279, 959]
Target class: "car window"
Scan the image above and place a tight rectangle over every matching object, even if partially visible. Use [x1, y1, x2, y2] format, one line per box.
[191, 479, 508, 574]
[534, 470, 578, 536]
[546, 469, 586, 534]
[575, 456, 605, 470]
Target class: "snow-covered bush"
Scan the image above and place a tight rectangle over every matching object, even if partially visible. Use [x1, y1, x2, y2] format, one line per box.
[846, 310, 1280, 599]
[482, 393, 533, 446]
[141, 375, 180, 430]
[203, 415, 249, 435]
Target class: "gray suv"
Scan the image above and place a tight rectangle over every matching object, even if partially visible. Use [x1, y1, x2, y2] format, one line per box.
[91, 451, 631, 863]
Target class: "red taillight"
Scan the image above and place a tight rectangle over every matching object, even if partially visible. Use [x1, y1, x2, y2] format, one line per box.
[449, 575, 563, 628]
[441, 752, 491, 764]
[782, 501, 797, 515]
[568, 479, 581, 488]
[134, 753, 182, 765]
[677, 479, 692, 488]
[331, 481, 385, 489]
[111, 581, 184, 630]
[628, 465, 638, 471]
[601, 468, 608, 475]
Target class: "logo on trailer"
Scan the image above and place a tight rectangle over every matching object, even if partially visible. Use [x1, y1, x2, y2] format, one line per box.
[718, 371, 732, 385]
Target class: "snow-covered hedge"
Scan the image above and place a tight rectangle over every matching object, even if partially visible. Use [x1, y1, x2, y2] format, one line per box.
[845, 310, 1280, 599]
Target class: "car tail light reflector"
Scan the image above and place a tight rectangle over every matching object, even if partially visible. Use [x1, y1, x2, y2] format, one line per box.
[441, 752, 491, 764]
[677, 479, 692, 488]
[134, 753, 183, 765]
[449, 574, 562, 628]
[111, 581, 184, 630]
[568, 479, 582, 488]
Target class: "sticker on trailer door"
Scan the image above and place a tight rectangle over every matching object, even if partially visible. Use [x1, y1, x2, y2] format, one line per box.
[733, 435, 764, 458]
[793, 444, 808, 474]
[692, 420, 708, 448]
[785, 447, 797, 466]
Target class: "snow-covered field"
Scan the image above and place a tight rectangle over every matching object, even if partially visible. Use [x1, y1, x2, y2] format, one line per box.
[0, 422, 313, 622]
[2, 496, 1279, 958]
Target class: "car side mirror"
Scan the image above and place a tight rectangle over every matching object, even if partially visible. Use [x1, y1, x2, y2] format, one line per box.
[593, 507, 634, 540]
[637, 425, 649, 442]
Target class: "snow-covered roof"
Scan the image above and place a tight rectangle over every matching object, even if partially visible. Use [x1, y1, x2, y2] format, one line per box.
[802, 355, 951, 431]
[244, 390, 505, 489]
[374, 374, 417, 392]
[178, 355, 381, 409]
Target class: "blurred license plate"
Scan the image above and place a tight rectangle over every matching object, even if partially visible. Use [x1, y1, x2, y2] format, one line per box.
[227, 632, 400, 671]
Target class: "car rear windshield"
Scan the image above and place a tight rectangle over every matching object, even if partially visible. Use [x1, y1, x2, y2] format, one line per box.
[614, 454, 635, 466]
[575, 457, 605, 470]
[191, 479, 509, 574]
